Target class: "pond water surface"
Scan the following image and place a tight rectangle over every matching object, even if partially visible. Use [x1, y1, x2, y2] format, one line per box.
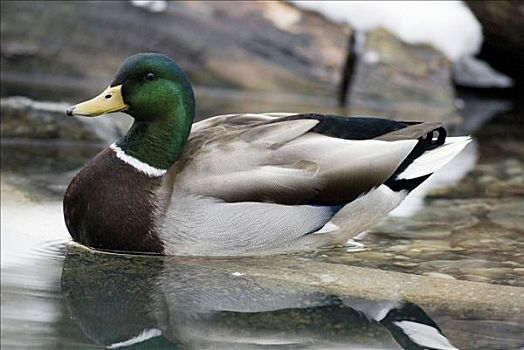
[1, 93, 523, 349]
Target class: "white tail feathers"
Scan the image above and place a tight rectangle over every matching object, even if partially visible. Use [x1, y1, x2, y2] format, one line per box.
[397, 136, 472, 180]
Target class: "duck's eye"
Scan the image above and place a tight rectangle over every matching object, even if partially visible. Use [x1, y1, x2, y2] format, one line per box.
[145, 73, 155, 81]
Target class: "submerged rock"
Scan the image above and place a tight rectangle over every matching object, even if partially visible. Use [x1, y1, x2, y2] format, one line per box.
[487, 202, 524, 232]
[371, 199, 479, 239]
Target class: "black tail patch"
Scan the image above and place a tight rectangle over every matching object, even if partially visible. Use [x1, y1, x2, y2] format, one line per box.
[270, 114, 410, 140]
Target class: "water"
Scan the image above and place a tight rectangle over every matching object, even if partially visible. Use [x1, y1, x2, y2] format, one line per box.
[1, 93, 523, 349]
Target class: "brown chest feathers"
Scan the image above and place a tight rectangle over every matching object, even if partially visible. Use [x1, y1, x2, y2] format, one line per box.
[63, 148, 164, 254]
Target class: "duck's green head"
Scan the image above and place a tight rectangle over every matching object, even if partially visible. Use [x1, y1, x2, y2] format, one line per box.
[67, 53, 196, 171]
[66, 53, 194, 122]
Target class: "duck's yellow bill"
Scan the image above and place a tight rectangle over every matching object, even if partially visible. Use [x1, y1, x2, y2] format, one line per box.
[66, 85, 128, 117]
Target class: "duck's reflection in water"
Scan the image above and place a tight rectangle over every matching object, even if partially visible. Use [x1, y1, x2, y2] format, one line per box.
[61, 248, 457, 349]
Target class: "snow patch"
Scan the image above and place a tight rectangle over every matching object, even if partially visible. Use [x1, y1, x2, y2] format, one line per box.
[290, 1, 513, 88]
[130, 0, 167, 13]
[290, 1, 481, 61]
[263, 2, 302, 33]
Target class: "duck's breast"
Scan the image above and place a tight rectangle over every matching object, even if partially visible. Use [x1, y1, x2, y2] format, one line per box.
[63, 148, 164, 254]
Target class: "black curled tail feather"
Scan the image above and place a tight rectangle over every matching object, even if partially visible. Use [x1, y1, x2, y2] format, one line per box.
[385, 127, 447, 192]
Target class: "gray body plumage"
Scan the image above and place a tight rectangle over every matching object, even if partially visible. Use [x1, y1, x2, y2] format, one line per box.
[151, 113, 471, 256]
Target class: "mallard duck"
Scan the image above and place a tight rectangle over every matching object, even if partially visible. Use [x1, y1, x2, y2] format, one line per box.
[64, 53, 470, 256]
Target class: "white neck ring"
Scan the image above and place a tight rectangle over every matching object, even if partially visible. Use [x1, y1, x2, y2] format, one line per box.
[110, 144, 167, 177]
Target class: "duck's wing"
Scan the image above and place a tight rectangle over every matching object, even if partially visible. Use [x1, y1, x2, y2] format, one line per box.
[160, 113, 468, 255]
[176, 113, 440, 204]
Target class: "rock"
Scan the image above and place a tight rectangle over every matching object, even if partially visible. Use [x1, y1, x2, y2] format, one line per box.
[392, 261, 418, 268]
[0, 1, 347, 100]
[348, 28, 459, 123]
[1, 2, 460, 123]
[0, 96, 131, 143]
[422, 272, 456, 280]
[371, 199, 479, 238]
[466, 1, 524, 88]
[487, 202, 524, 232]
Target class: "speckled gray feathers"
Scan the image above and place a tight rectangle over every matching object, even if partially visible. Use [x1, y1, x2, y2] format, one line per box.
[154, 113, 422, 255]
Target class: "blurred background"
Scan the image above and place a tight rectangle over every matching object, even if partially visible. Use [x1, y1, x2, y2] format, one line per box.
[1, 1, 523, 349]
[1, 1, 523, 120]
[1, 1, 523, 130]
